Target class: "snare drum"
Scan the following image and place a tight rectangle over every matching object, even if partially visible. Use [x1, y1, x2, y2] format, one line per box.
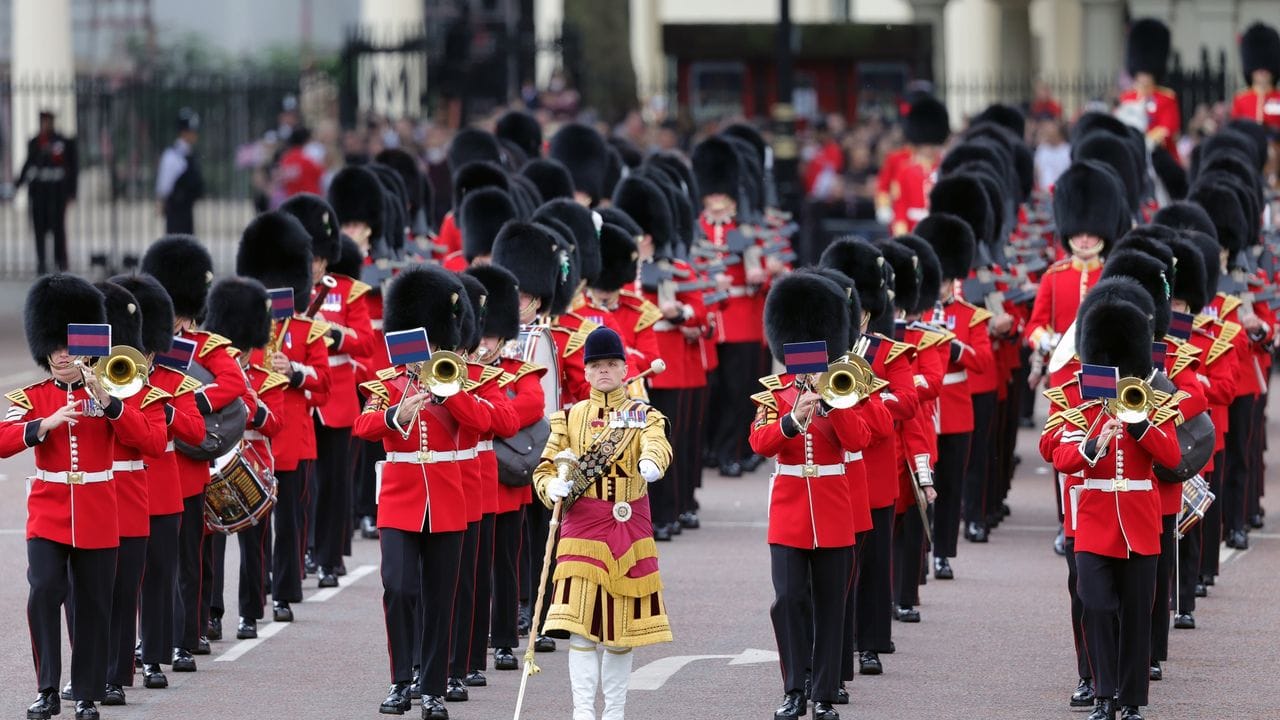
[1177, 474, 1215, 538]
[204, 443, 277, 534]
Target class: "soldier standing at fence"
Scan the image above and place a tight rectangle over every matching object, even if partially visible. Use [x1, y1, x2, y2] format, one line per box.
[156, 108, 204, 235]
[15, 110, 78, 275]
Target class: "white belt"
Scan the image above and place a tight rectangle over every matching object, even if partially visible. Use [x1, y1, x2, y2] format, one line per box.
[370, 319, 384, 330]
[35, 469, 111, 484]
[165, 440, 175, 452]
[328, 353, 352, 367]
[653, 320, 678, 332]
[905, 207, 929, 221]
[385, 449, 477, 464]
[843, 451, 864, 462]
[726, 286, 751, 298]
[244, 430, 266, 442]
[476, 440, 494, 452]
[112, 461, 145, 472]
[943, 371, 968, 385]
[1082, 478, 1153, 492]
[776, 462, 844, 477]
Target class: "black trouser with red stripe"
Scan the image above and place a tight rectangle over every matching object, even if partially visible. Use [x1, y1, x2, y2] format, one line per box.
[1200, 453, 1225, 579]
[1076, 551, 1157, 707]
[648, 389, 681, 528]
[855, 506, 895, 653]
[1063, 537, 1091, 680]
[140, 513, 180, 665]
[468, 513, 496, 671]
[381, 527, 463, 696]
[174, 493, 205, 651]
[892, 506, 927, 609]
[107, 536, 147, 686]
[771, 544, 853, 703]
[933, 432, 971, 559]
[710, 342, 762, 467]
[314, 420, 352, 572]
[1150, 514, 1177, 663]
[963, 391, 996, 527]
[273, 464, 308, 604]
[490, 508, 523, 650]
[29, 539, 116, 698]
[449, 520, 481, 677]
[1223, 395, 1256, 536]
[681, 386, 709, 514]
[1177, 511, 1201, 614]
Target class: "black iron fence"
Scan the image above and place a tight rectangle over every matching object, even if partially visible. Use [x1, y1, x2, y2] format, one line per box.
[0, 73, 300, 278]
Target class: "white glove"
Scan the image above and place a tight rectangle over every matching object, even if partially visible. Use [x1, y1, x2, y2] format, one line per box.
[875, 205, 894, 226]
[546, 477, 572, 502]
[639, 459, 661, 483]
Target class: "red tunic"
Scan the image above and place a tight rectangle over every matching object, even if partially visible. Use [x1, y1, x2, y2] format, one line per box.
[1, 379, 152, 549]
[1024, 258, 1102, 355]
[700, 215, 767, 344]
[1205, 293, 1273, 397]
[1158, 338, 1210, 514]
[549, 315, 594, 408]
[633, 260, 710, 389]
[313, 274, 375, 428]
[934, 298, 994, 434]
[177, 330, 248, 498]
[437, 212, 461, 258]
[464, 364, 518, 519]
[494, 360, 546, 513]
[894, 323, 947, 513]
[144, 367, 206, 516]
[1118, 87, 1181, 160]
[243, 365, 287, 470]
[248, 317, 332, 471]
[1230, 88, 1280, 131]
[1191, 315, 1240, 456]
[887, 154, 936, 236]
[113, 387, 171, 537]
[1040, 377, 1083, 538]
[864, 336, 917, 510]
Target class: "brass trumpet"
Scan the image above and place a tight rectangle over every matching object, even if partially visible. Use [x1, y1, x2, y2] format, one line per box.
[1107, 376, 1154, 423]
[93, 345, 148, 399]
[816, 355, 875, 409]
[417, 350, 466, 397]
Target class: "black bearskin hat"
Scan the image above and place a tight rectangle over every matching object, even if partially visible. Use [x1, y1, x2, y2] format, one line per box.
[457, 272, 484, 352]
[24, 274, 105, 369]
[110, 273, 175, 355]
[973, 104, 1026, 139]
[592, 224, 639, 292]
[1071, 112, 1133, 143]
[819, 237, 890, 321]
[1198, 128, 1266, 172]
[722, 123, 768, 169]
[880, 238, 922, 314]
[810, 267, 864, 352]
[329, 235, 363, 280]
[764, 270, 852, 366]
[549, 123, 609, 204]
[507, 174, 541, 218]
[383, 265, 465, 351]
[1240, 22, 1280, 85]
[522, 159, 575, 202]
[1223, 120, 1270, 170]
[1152, 201, 1217, 240]
[95, 281, 144, 351]
[141, 235, 213, 320]
[903, 96, 950, 145]
[691, 136, 742, 204]
[612, 176, 676, 254]
[496, 111, 543, 159]
[1127, 18, 1172, 81]
[598, 207, 644, 240]
[279, 193, 342, 264]
[236, 211, 314, 313]
[1151, 145, 1187, 200]
[327, 165, 384, 240]
[914, 214, 975, 281]
[490, 221, 564, 312]
[463, 264, 521, 341]
[1101, 249, 1171, 338]
[929, 174, 994, 245]
[1179, 229, 1222, 298]
[1165, 237, 1208, 313]
[1188, 184, 1248, 257]
[460, 188, 518, 263]
[1079, 295, 1154, 379]
[533, 199, 602, 285]
[1053, 161, 1131, 251]
[1113, 226, 1177, 274]
[1072, 132, 1141, 216]
[1079, 276, 1157, 330]
[375, 148, 426, 218]
[203, 277, 271, 352]
[895, 234, 942, 314]
[447, 127, 503, 171]
[452, 161, 510, 208]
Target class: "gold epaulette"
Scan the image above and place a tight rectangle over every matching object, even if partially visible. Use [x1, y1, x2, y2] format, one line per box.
[4, 386, 34, 410]
[1206, 335, 1234, 365]
[175, 373, 202, 396]
[1043, 385, 1071, 412]
[870, 377, 891, 394]
[1042, 259, 1070, 276]
[1152, 396, 1185, 427]
[376, 367, 400, 381]
[499, 361, 544, 387]
[476, 364, 504, 386]
[1169, 345, 1198, 379]
[558, 319, 598, 358]
[348, 280, 372, 304]
[1058, 406, 1092, 430]
[885, 339, 915, 365]
[257, 369, 290, 394]
[750, 390, 778, 411]
[758, 374, 785, 392]
[1217, 293, 1242, 318]
[962, 301, 993, 327]
[916, 329, 952, 351]
[1155, 85, 1176, 98]
[1193, 313, 1212, 330]
[198, 332, 232, 358]
[1218, 321, 1241, 345]
[1149, 387, 1173, 408]
[140, 385, 172, 408]
[359, 379, 391, 403]
[622, 291, 663, 333]
[308, 320, 332, 345]
[1042, 411, 1066, 435]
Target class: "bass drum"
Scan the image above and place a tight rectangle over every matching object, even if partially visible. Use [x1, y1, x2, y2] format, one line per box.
[511, 324, 561, 416]
[204, 443, 277, 534]
[1177, 474, 1215, 538]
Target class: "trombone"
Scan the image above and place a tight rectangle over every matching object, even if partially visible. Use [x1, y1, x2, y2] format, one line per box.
[411, 350, 467, 398]
[81, 345, 148, 399]
[816, 355, 875, 410]
[1107, 376, 1155, 424]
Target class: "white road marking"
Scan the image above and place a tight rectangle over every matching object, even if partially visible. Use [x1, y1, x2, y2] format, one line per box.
[214, 564, 376, 662]
[630, 648, 778, 690]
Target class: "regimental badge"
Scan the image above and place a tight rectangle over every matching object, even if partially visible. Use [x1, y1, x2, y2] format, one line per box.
[80, 397, 104, 418]
[321, 292, 342, 313]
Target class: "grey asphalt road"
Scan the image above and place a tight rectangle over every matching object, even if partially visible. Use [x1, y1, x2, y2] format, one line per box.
[0, 381, 1275, 719]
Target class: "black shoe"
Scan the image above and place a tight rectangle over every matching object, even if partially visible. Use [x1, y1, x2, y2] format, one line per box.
[60, 683, 72, 701]
[1018, 416, 1035, 428]
[273, 602, 293, 622]
[1203, 574, 1215, 586]
[533, 635, 556, 652]
[678, 511, 701, 529]
[669, 520, 683, 536]
[966, 521, 989, 542]
[1053, 527, 1067, 556]
[833, 681, 849, 704]
[773, 690, 805, 719]
[206, 616, 222, 641]
[142, 665, 168, 688]
[379, 682, 413, 715]
[361, 516, 380, 539]
[703, 452, 718, 469]
[1149, 662, 1162, 681]
[334, 563, 348, 576]
[1087, 698, 1116, 720]
[1119, 705, 1144, 720]
[1070, 677, 1095, 708]
[516, 605, 532, 637]
[494, 647, 517, 670]
[463, 670, 486, 687]
[1195, 582, 1207, 598]
[193, 636, 211, 655]
[318, 569, 339, 588]
[237, 618, 258, 639]
[1173, 612, 1195, 629]
[444, 677, 468, 702]
[653, 524, 672, 541]
[858, 651, 882, 675]
[27, 689, 58, 719]
[813, 702, 840, 720]
[73, 702, 98, 720]
[1226, 529, 1249, 549]
[303, 550, 317, 575]
[718, 462, 743, 478]
[884, 640, 896, 655]
[934, 557, 954, 580]
[409, 667, 422, 700]
[741, 453, 766, 472]
[421, 695, 449, 719]
[1001, 502, 1011, 518]
[101, 685, 125, 706]
[172, 648, 196, 672]
[895, 606, 921, 623]
[1249, 512, 1264, 529]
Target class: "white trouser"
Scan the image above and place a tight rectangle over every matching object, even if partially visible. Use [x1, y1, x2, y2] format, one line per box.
[570, 634, 601, 720]
[600, 644, 633, 720]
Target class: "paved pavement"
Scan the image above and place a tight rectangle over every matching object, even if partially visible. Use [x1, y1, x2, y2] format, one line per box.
[0, 391, 1275, 719]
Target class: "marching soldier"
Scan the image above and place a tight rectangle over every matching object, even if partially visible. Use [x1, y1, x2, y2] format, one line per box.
[15, 110, 78, 275]
[533, 326, 674, 720]
[354, 266, 492, 719]
[237, 211, 332, 624]
[1232, 23, 1280, 130]
[881, 96, 950, 236]
[1119, 19, 1181, 161]
[4, 275, 151, 720]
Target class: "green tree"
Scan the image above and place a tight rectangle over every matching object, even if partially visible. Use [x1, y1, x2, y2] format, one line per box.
[563, 0, 638, 124]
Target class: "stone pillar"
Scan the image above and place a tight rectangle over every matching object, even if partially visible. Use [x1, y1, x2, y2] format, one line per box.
[995, 0, 1033, 91]
[10, 0, 76, 176]
[630, 0, 664, 103]
[357, 0, 426, 120]
[1079, 0, 1126, 81]
[535, 0, 565, 89]
[910, 0, 951, 88]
